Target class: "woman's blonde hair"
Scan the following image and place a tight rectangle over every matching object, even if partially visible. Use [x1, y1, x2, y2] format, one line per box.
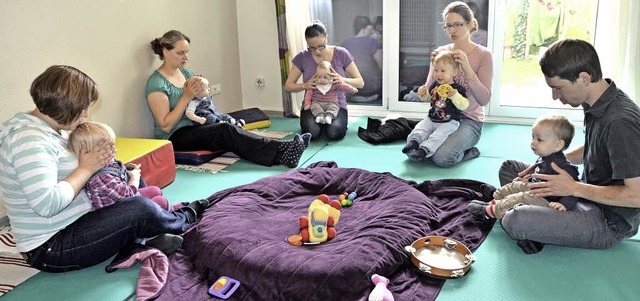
[68, 121, 115, 158]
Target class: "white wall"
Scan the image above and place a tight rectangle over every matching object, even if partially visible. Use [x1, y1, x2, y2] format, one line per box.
[0, 0, 286, 220]
[236, 1, 284, 113]
[0, 0, 253, 138]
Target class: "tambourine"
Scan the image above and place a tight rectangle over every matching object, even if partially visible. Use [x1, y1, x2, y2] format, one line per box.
[405, 236, 475, 278]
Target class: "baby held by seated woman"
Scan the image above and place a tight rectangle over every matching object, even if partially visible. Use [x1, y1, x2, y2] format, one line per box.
[68, 121, 185, 211]
[185, 76, 245, 127]
[304, 61, 358, 125]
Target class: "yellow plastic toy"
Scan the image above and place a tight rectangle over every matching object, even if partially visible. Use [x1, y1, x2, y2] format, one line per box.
[298, 194, 342, 243]
[436, 84, 453, 98]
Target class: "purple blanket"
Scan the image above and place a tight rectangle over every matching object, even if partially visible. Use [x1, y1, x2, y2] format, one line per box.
[156, 161, 495, 300]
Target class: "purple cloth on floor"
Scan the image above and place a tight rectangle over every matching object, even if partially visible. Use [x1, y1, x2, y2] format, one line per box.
[155, 161, 494, 300]
[106, 244, 169, 301]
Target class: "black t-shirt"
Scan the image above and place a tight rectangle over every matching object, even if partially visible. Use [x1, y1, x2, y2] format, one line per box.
[426, 81, 467, 122]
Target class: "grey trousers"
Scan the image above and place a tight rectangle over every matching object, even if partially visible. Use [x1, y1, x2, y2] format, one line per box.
[310, 101, 339, 119]
[497, 160, 624, 249]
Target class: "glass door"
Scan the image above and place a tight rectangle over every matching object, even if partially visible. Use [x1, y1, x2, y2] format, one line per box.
[388, 0, 491, 114]
[488, 0, 599, 122]
[319, 0, 384, 108]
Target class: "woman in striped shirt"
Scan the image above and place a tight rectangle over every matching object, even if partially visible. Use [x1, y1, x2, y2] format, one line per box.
[0, 65, 206, 272]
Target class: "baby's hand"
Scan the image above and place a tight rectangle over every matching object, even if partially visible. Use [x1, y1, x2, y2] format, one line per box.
[447, 89, 458, 98]
[548, 202, 566, 211]
[127, 167, 141, 181]
[197, 116, 206, 125]
[417, 85, 428, 97]
[126, 164, 141, 171]
[304, 104, 311, 110]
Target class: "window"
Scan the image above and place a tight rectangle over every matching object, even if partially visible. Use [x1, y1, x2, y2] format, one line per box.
[489, 0, 599, 122]
[305, 0, 601, 122]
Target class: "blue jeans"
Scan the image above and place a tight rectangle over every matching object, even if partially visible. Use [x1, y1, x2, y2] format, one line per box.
[498, 159, 624, 249]
[430, 117, 483, 167]
[408, 119, 460, 158]
[24, 196, 197, 272]
[300, 108, 348, 140]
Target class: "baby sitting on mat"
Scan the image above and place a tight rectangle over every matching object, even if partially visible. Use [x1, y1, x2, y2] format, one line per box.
[304, 61, 358, 125]
[468, 114, 580, 221]
[402, 51, 469, 162]
[185, 76, 245, 127]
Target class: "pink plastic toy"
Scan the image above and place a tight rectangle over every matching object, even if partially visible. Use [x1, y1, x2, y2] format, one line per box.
[368, 274, 394, 301]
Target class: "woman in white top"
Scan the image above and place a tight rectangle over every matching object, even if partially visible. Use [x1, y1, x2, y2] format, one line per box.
[0, 65, 207, 272]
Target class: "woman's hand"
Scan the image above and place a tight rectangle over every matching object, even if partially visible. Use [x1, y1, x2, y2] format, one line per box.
[329, 71, 345, 84]
[183, 77, 207, 99]
[303, 75, 317, 90]
[78, 139, 114, 174]
[451, 49, 473, 78]
[430, 50, 440, 64]
[528, 163, 577, 198]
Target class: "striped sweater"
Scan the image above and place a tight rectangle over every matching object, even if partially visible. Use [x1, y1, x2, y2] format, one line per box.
[0, 113, 91, 252]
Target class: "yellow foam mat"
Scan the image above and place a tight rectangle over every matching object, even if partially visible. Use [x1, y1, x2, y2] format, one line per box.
[243, 120, 271, 131]
[114, 137, 171, 163]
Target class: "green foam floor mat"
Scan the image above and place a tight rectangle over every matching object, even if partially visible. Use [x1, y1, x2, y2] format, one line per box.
[6, 116, 638, 301]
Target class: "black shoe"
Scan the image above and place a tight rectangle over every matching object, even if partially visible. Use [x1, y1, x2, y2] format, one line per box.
[145, 233, 183, 255]
[517, 239, 545, 254]
[402, 140, 419, 153]
[480, 184, 497, 202]
[461, 147, 480, 162]
[187, 199, 210, 218]
[407, 148, 427, 162]
[468, 200, 493, 221]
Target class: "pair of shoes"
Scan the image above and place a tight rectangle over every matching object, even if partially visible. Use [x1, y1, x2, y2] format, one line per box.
[402, 140, 419, 153]
[145, 233, 183, 255]
[407, 148, 427, 162]
[467, 200, 494, 221]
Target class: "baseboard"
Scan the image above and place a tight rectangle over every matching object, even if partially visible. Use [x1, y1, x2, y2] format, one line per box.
[249, 108, 583, 128]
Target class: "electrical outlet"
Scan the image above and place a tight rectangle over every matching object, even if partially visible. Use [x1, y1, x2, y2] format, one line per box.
[256, 76, 266, 87]
[211, 83, 222, 95]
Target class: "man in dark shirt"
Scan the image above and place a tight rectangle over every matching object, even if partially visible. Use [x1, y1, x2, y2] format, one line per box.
[496, 39, 640, 254]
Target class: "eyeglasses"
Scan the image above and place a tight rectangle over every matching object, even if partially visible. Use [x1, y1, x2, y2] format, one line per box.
[307, 39, 327, 51]
[308, 44, 326, 51]
[442, 21, 468, 30]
